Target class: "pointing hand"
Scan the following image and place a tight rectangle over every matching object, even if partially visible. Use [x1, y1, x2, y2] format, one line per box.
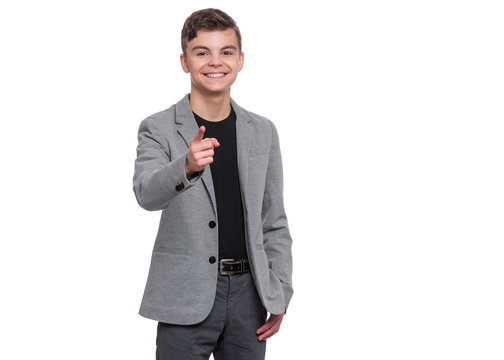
[185, 126, 220, 179]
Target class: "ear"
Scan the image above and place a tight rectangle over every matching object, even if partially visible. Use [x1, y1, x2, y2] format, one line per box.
[180, 53, 190, 73]
[238, 51, 244, 72]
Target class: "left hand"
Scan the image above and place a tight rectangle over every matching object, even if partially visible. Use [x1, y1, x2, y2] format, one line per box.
[256, 312, 284, 341]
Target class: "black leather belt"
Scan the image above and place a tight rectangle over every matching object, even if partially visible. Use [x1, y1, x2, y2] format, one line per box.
[219, 258, 250, 275]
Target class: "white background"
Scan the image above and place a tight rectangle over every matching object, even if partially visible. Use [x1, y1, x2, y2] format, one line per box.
[1, 0, 503, 359]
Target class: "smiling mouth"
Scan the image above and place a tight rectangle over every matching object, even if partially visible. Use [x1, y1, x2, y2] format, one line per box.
[204, 73, 227, 78]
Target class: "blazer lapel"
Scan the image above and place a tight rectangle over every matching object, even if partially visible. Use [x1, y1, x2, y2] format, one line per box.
[174, 94, 253, 219]
[231, 97, 253, 220]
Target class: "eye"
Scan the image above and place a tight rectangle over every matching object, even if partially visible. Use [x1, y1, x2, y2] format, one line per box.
[197, 51, 207, 56]
[223, 51, 233, 55]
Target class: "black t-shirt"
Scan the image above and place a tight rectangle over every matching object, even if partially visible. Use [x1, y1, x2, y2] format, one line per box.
[193, 106, 248, 261]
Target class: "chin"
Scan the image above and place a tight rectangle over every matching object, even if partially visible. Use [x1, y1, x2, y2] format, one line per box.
[203, 85, 232, 94]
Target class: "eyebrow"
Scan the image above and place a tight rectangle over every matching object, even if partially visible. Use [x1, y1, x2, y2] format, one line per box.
[191, 45, 238, 52]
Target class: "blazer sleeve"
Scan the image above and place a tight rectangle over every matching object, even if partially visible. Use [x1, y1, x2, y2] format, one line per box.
[262, 120, 294, 314]
[132, 117, 204, 211]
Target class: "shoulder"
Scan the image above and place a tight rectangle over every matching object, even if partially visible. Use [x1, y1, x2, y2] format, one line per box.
[232, 100, 276, 137]
[137, 104, 176, 136]
[245, 109, 272, 126]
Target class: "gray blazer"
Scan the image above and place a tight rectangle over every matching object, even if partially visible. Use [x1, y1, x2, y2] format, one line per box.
[132, 94, 293, 325]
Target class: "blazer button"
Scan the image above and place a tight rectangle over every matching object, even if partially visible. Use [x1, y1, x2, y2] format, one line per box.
[208, 220, 216, 228]
[209, 256, 216, 264]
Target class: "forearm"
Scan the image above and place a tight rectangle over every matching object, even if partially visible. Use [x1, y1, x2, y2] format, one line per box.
[133, 152, 203, 211]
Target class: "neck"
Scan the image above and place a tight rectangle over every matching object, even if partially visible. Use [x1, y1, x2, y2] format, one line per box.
[189, 89, 232, 122]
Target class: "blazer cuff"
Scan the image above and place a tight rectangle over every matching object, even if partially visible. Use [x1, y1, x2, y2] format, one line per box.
[187, 170, 203, 184]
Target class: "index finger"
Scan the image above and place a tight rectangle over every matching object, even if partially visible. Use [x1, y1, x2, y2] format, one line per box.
[193, 126, 206, 142]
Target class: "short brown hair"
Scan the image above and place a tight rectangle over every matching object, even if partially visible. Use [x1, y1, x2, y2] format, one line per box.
[181, 8, 242, 56]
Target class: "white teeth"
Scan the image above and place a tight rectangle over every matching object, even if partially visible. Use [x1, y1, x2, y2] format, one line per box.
[206, 73, 225, 78]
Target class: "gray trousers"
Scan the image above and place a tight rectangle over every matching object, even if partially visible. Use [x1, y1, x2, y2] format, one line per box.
[156, 271, 267, 360]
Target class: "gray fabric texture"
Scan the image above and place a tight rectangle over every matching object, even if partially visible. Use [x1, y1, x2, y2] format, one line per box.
[156, 272, 267, 360]
[133, 93, 293, 324]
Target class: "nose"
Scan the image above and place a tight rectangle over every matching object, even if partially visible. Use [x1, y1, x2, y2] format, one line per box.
[208, 55, 223, 66]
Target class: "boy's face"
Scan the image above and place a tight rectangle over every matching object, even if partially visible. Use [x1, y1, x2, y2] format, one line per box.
[180, 28, 244, 97]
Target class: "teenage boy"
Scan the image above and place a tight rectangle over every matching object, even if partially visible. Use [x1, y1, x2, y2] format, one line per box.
[132, 8, 293, 360]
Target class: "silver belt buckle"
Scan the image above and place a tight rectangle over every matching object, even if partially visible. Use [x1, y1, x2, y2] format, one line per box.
[219, 259, 240, 275]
